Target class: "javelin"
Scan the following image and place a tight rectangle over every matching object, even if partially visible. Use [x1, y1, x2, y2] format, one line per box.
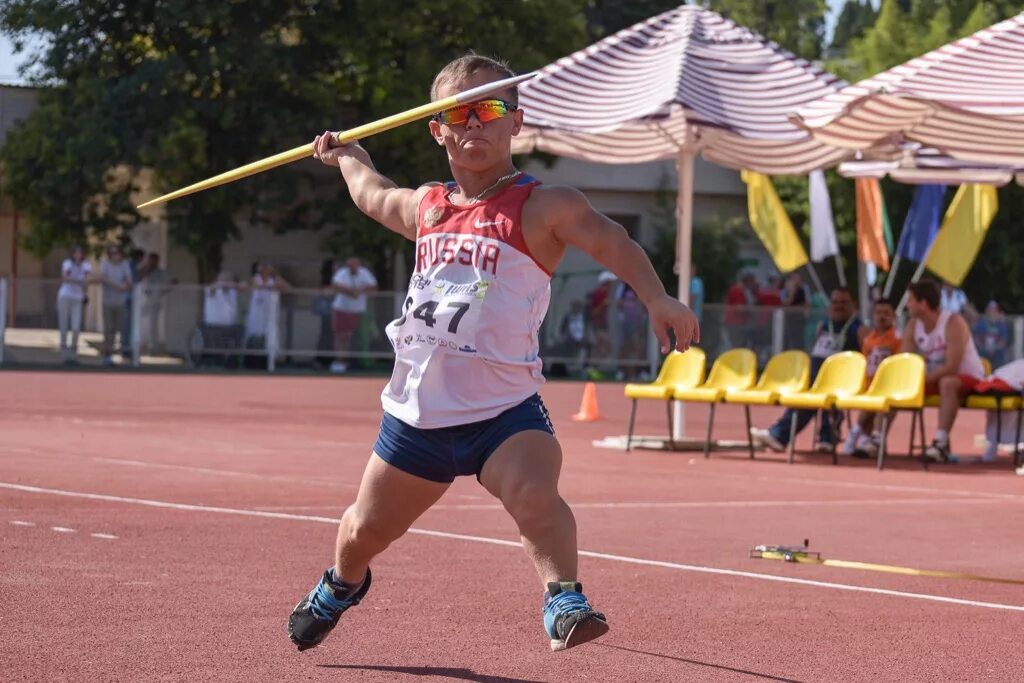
[136, 72, 536, 210]
[750, 543, 1024, 586]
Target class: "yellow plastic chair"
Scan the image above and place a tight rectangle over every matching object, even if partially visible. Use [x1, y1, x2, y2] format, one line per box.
[777, 351, 867, 464]
[962, 358, 1023, 469]
[673, 348, 757, 458]
[724, 350, 811, 459]
[835, 353, 926, 470]
[624, 348, 706, 451]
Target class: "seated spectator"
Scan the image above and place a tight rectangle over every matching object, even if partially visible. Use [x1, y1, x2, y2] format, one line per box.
[724, 272, 758, 349]
[970, 359, 1024, 464]
[556, 300, 590, 374]
[842, 298, 902, 458]
[586, 271, 617, 365]
[204, 272, 240, 327]
[750, 287, 862, 453]
[973, 300, 1010, 368]
[902, 279, 987, 463]
[940, 283, 968, 314]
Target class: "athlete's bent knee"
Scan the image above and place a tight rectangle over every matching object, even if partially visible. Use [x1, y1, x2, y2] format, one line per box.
[503, 482, 564, 527]
[340, 509, 401, 554]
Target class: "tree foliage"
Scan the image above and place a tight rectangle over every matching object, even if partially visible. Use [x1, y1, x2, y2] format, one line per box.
[0, 0, 588, 280]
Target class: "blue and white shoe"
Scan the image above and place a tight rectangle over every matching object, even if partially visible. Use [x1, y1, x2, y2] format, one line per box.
[543, 582, 609, 651]
[288, 568, 371, 651]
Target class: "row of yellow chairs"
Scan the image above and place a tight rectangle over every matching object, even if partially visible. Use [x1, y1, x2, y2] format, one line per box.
[624, 348, 1020, 469]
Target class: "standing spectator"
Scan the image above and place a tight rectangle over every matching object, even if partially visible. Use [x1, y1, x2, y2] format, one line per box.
[724, 272, 758, 350]
[245, 262, 290, 348]
[138, 253, 175, 355]
[940, 283, 968, 314]
[99, 245, 133, 366]
[557, 300, 590, 375]
[688, 263, 704, 322]
[902, 279, 986, 463]
[842, 298, 903, 458]
[56, 245, 92, 364]
[751, 287, 862, 453]
[586, 271, 617, 371]
[328, 256, 377, 373]
[121, 248, 145, 356]
[973, 301, 1010, 368]
[782, 272, 810, 350]
[313, 259, 337, 369]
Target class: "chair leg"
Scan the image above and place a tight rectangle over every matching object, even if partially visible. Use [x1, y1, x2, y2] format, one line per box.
[704, 403, 716, 459]
[745, 405, 755, 459]
[626, 399, 638, 452]
[811, 412, 819, 451]
[828, 411, 838, 465]
[996, 404, 1003, 465]
[877, 413, 890, 471]
[1015, 403, 1023, 469]
[908, 408, 917, 458]
[666, 400, 675, 451]
[787, 412, 798, 464]
[918, 409, 927, 456]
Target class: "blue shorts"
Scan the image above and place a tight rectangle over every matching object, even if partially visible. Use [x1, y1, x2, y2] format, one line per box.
[373, 394, 555, 483]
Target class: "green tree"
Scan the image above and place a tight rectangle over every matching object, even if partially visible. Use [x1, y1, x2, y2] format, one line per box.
[707, 0, 829, 60]
[830, 0, 879, 52]
[0, 1, 589, 281]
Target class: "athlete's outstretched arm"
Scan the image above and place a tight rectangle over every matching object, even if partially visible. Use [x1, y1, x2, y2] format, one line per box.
[539, 185, 700, 353]
[312, 132, 430, 241]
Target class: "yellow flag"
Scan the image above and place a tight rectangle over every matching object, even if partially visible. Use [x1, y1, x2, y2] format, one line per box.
[741, 170, 808, 273]
[925, 184, 998, 286]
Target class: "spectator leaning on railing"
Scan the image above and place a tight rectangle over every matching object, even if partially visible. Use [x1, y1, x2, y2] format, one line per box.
[750, 287, 862, 453]
[902, 279, 986, 463]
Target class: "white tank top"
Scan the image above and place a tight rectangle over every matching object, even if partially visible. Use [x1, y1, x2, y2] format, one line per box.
[914, 309, 985, 377]
[381, 175, 551, 428]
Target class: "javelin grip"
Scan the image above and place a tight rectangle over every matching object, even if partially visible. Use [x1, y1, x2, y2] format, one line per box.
[137, 72, 536, 210]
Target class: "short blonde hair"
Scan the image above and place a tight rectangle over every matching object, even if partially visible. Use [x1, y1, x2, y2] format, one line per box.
[430, 53, 518, 104]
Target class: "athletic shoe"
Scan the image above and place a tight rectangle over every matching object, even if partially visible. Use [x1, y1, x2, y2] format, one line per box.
[750, 428, 785, 453]
[852, 435, 879, 459]
[924, 440, 951, 463]
[816, 441, 836, 454]
[288, 568, 371, 651]
[841, 428, 862, 456]
[1016, 463, 1024, 476]
[543, 582, 609, 652]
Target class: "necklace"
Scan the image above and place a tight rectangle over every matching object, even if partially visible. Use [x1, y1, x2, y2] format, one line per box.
[458, 170, 521, 204]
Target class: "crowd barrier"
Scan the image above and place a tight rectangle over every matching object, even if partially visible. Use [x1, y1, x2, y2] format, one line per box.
[3, 276, 1022, 376]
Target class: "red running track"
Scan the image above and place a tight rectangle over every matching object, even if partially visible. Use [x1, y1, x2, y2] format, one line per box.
[2, 371, 1023, 682]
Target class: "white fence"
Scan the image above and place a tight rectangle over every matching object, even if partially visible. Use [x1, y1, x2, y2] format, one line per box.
[3, 276, 1021, 374]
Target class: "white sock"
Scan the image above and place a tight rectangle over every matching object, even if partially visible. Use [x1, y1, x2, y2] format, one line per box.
[844, 426, 862, 448]
[934, 429, 949, 445]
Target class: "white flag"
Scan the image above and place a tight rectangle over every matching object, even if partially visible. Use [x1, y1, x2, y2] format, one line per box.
[809, 170, 839, 261]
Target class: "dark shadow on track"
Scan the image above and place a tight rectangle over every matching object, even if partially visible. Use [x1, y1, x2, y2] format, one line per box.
[596, 644, 808, 682]
[319, 665, 546, 683]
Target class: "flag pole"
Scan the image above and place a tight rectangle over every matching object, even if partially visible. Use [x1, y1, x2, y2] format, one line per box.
[805, 262, 827, 299]
[882, 253, 902, 298]
[833, 253, 847, 287]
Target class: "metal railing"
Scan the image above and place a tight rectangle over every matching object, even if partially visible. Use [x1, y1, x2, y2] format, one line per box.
[3, 276, 1022, 375]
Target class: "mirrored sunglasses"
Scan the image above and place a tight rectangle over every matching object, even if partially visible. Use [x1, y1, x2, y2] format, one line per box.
[433, 99, 517, 126]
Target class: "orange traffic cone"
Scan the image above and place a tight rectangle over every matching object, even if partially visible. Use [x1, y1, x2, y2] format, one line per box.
[571, 382, 603, 422]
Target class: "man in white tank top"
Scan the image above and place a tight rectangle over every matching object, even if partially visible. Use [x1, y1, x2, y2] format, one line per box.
[902, 279, 985, 462]
[287, 55, 699, 654]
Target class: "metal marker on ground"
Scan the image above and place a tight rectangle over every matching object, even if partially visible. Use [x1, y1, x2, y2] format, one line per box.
[750, 541, 1024, 586]
[137, 72, 536, 209]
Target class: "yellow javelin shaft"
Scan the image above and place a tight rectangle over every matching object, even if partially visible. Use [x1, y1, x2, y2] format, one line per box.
[757, 551, 1024, 585]
[137, 72, 536, 210]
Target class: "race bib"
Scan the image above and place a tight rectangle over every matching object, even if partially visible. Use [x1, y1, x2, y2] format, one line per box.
[387, 275, 490, 354]
[811, 332, 840, 358]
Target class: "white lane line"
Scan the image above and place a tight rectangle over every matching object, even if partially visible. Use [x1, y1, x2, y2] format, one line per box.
[90, 533, 118, 540]
[430, 498, 1005, 511]
[93, 457, 359, 489]
[9, 520, 35, 527]
[51, 526, 76, 533]
[2, 481, 1022, 613]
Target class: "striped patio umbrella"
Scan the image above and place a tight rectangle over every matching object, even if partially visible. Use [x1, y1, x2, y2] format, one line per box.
[838, 147, 1024, 187]
[511, 5, 850, 305]
[794, 14, 1024, 167]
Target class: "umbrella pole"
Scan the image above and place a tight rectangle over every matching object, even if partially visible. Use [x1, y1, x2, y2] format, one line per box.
[672, 144, 697, 442]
